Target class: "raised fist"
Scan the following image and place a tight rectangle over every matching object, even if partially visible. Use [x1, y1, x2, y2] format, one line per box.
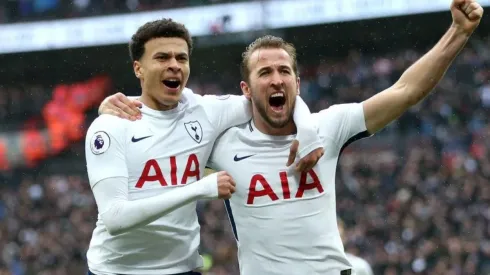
[451, 0, 484, 35]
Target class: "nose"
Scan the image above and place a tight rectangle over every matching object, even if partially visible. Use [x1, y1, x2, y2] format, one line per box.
[270, 71, 283, 88]
[167, 57, 181, 73]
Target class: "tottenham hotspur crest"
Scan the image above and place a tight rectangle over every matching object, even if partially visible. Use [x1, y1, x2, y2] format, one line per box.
[184, 121, 203, 143]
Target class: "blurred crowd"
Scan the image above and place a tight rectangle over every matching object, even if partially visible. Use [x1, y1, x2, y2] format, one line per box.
[1, 37, 490, 275]
[0, 85, 48, 132]
[0, 174, 94, 275]
[0, 0, 252, 24]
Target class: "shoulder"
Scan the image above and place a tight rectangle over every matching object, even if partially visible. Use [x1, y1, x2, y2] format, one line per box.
[215, 122, 247, 144]
[184, 88, 243, 108]
[208, 122, 248, 169]
[312, 103, 364, 132]
[313, 103, 362, 120]
[212, 121, 249, 151]
[86, 115, 129, 148]
[87, 114, 129, 133]
[182, 88, 224, 116]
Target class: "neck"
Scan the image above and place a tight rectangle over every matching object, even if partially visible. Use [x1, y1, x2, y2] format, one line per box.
[253, 113, 296, 136]
[139, 93, 177, 111]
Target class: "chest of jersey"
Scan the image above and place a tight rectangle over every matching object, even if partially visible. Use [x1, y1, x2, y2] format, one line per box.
[125, 110, 216, 192]
[222, 144, 333, 207]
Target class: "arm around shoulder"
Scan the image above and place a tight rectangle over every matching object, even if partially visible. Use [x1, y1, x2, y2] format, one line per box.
[201, 94, 252, 133]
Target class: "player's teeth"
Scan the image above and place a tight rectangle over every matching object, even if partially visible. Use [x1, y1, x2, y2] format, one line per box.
[271, 93, 284, 98]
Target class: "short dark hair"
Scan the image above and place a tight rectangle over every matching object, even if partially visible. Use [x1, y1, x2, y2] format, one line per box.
[129, 18, 193, 62]
[240, 35, 298, 82]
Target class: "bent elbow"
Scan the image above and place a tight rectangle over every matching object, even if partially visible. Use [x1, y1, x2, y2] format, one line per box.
[101, 213, 128, 236]
[105, 223, 127, 236]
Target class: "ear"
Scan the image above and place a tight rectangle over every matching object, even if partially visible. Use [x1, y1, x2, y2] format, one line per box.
[296, 77, 300, 96]
[134, 60, 143, 79]
[240, 81, 252, 100]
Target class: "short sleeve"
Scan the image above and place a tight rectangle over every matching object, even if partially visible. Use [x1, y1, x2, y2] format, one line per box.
[313, 103, 370, 151]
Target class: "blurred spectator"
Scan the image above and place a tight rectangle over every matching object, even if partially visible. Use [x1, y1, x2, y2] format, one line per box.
[0, 0, 254, 24]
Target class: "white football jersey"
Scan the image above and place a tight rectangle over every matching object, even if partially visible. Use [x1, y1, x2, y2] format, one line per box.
[208, 103, 370, 275]
[345, 253, 374, 275]
[85, 90, 250, 275]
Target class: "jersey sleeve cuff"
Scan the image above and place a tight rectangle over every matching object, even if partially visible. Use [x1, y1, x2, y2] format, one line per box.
[193, 172, 219, 199]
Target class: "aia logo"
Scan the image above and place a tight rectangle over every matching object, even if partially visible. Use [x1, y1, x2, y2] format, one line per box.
[135, 154, 200, 188]
[247, 170, 324, 205]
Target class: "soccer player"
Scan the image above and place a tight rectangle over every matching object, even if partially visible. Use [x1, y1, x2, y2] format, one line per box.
[100, 1, 483, 274]
[85, 19, 324, 275]
[338, 219, 374, 275]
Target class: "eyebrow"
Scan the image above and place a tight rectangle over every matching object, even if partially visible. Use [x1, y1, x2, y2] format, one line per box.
[257, 65, 292, 73]
[153, 52, 189, 58]
[257, 67, 271, 74]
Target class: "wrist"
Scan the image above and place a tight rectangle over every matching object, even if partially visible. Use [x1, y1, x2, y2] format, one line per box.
[450, 23, 473, 38]
[193, 172, 218, 199]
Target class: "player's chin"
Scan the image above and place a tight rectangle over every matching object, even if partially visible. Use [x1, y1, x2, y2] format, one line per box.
[158, 92, 181, 107]
[160, 96, 180, 106]
[268, 116, 290, 128]
[267, 108, 290, 127]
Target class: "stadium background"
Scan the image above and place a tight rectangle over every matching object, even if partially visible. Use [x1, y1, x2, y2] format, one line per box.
[1, 0, 490, 274]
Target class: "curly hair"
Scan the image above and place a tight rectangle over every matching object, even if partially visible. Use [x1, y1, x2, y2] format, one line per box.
[129, 18, 193, 62]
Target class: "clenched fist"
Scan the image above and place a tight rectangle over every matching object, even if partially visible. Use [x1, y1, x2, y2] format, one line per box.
[451, 0, 484, 35]
[216, 171, 236, 199]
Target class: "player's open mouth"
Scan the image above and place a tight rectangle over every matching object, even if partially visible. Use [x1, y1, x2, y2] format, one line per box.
[162, 79, 181, 91]
[269, 92, 286, 112]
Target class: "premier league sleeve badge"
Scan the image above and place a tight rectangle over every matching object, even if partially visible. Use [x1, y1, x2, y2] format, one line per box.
[90, 131, 111, 155]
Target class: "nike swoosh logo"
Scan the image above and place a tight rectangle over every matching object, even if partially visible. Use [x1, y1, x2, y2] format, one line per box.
[234, 154, 255, 161]
[131, 135, 153, 142]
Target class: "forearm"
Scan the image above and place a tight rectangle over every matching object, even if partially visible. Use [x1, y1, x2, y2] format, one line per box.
[95, 174, 218, 236]
[363, 25, 472, 133]
[398, 25, 469, 104]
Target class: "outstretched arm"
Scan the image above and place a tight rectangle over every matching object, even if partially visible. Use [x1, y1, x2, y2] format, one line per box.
[362, 0, 483, 134]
